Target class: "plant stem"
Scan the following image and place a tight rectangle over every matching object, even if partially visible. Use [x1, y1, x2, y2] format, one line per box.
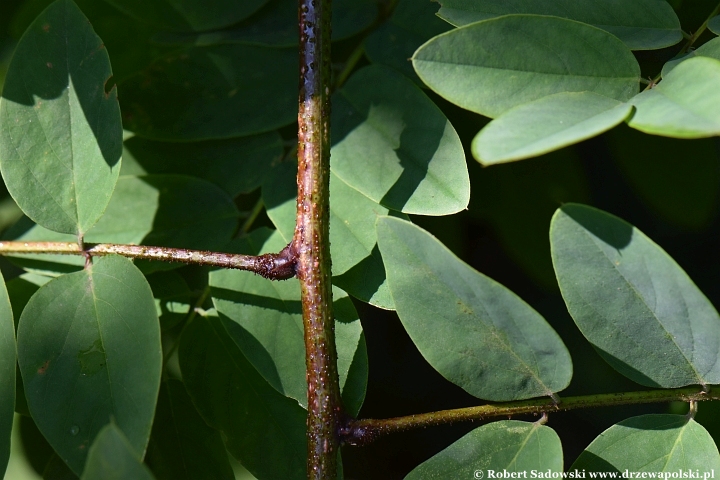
[295, 0, 341, 477]
[679, 1, 720, 55]
[0, 241, 296, 280]
[342, 387, 719, 445]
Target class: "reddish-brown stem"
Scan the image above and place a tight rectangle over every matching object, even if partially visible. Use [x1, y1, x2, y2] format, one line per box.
[341, 386, 719, 446]
[295, 0, 340, 477]
[0, 241, 297, 280]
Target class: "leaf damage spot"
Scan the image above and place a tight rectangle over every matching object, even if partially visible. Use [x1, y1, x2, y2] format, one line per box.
[103, 75, 116, 98]
[42, 23, 50, 33]
[37, 360, 50, 375]
[46, 62, 53, 69]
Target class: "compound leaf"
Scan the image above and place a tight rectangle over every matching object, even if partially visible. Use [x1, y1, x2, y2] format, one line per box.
[0, 272, 13, 477]
[551, 204, 720, 388]
[377, 216, 572, 401]
[0, 0, 122, 236]
[17, 255, 161, 475]
[413, 14, 640, 118]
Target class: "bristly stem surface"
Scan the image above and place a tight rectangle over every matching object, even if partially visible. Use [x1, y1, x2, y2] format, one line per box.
[295, 0, 340, 477]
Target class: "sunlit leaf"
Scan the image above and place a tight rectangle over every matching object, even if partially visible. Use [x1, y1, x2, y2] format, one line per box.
[102, 0, 268, 32]
[406, 420, 562, 479]
[145, 379, 234, 480]
[473, 92, 633, 165]
[629, 57, 720, 138]
[17, 255, 162, 474]
[377, 216, 572, 401]
[179, 313, 306, 480]
[0, 0, 122, 235]
[437, 0, 682, 50]
[122, 132, 282, 197]
[332, 66, 469, 215]
[120, 45, 296, 141]
[551, 204, 720, 388]
[413, 15, 640, 118]
[81, 423, 155, 480]
[210, 228, 368, 415]
[571, 415, 720, 473]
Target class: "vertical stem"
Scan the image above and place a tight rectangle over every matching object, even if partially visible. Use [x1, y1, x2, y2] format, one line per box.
[295, 0, 340, 478]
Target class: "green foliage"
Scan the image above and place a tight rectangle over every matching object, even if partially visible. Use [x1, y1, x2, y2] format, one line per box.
[0, 0, 720, 478]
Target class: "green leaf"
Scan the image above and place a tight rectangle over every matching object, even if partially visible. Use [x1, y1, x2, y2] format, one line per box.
[663, 37, 720, 77]
[473, 92, 633, 165]
[605, 126, 720, 229]
[145, 271, 194, 331]
[377, 216, 572, 401]
[413, 15, 640, 118]
[179, 313, 306, 480]
[153, 0, 377, 48]
[0, 271, 13, 477]
[406, 420, 563, 479]
[0, 0, 122, 236]
[145, 379, 234, 480]
[119, 45, 296, 141]
[265, 162, 393, 275]
[709, 15, 720, 35]
[210, 229, 368, 415]
[81, 423, 155, 480]
[121, 132, 282, 197]
[571, 415, 720, 473]
[364, 0, 451, 84]
[102, 0, 268, 32]
[17, 255, 162, 475]
[550, 204, 720, 388]
[332, 66, 469, 215]
[628, 57, 720, 138]
[436, 0, 682, 50]
[4, 175, 240, 275]
[262, 160, 398, 307]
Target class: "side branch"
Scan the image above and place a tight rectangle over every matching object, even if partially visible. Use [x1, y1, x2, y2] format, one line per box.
[0, 241, 297, 280]
[342, 387, 718, 446]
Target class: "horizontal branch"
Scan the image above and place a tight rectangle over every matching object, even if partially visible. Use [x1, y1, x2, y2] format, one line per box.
[342, 386, 718, 445]
[0, 241, 297, 280]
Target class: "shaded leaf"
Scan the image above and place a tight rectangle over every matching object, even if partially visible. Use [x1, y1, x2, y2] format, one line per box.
[102, 0, 268, 32]
[709, 15, 720, 35]
[263, 161, 395, 277]
[122, 132, 282, 197]
[145, 271, 194, 331]
[377, 216, 572, 401]
[210, 229, 368, 415]
[179, 313, 306, 480]
[153, 0, 376, 48]
[406, 420, 562, 479]
[120, 45, 296, 141]
[145, 379, 233, 480]
[364, 0, 450, 84]
[550, 204, 720, 388]
[473, 92, 633, 165]
[437, 0, 682, 50]
[629, 57, 720, 138]
[0, 0, 122, 235]
[571, 415, 720, 473]
[413, 15, 640, 118]
[17, 255, 162, 474]
[605, 125, 720, 229]
[81, 423, 155, 480]
[332, 66, 469, 215]
[4, 175, 240, 275]
[333, 247, 395, 310]
[0, 271, 13, 477]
